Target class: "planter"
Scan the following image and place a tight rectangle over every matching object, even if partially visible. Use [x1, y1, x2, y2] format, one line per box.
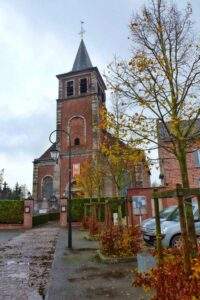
[97, 249, 137, 264]
[84, 234, 99, 241]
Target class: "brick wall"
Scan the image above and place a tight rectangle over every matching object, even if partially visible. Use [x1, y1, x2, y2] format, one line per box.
[127, 187, 153, 225]
[58, 96, 93, 152]
[159, 144, 200, 188]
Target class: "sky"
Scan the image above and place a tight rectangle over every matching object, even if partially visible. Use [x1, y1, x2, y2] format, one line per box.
[0, 0, 200, 191]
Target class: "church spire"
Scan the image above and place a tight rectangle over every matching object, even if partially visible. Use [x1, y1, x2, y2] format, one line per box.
[72, 39, 93, 72]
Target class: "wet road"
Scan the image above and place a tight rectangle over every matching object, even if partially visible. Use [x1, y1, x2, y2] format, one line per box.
[0, 223, 60, 299]
[0, 230, 24, 243]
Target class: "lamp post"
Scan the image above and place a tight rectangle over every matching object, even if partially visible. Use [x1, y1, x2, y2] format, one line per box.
[49, 129, 72, 249]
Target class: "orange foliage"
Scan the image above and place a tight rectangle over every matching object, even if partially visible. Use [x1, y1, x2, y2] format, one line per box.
[100, 225, 141, 257]
[133, 248, 200, 300]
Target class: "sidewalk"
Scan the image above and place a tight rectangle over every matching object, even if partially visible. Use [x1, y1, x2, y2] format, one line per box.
[46, 229, 148, 300]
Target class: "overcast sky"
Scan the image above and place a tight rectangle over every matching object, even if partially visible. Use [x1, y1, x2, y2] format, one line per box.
[0, 0, 200, 191]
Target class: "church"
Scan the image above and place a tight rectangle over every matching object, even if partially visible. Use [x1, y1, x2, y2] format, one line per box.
[32, 38, 150, 207]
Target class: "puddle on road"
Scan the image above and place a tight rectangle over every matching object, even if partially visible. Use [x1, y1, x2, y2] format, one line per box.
[6, 259, 15, 266]
[0, 228, 59, 300]
[5, 259, 46, 299]
[27, 290, 45, 300]
[5, 259, 28, 279]
[10, 272, 27, 279]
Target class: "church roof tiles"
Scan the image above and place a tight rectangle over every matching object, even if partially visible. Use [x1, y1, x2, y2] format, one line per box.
[72, 39, 93, 72]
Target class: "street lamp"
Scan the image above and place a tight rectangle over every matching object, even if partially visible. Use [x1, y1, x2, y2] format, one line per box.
[49, 129, 72, 249]
[50, 142, 59, 162]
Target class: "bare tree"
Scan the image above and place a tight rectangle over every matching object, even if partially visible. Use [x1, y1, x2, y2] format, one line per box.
[106, 0, 200, 257]
[0, 169, 4, 191]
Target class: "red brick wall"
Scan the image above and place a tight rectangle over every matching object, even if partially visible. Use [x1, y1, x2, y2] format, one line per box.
[127, 187, 153, 224]
[59, 96, 93, 152]
[58, 91, 95, 196]
[159, 144, 200, 188]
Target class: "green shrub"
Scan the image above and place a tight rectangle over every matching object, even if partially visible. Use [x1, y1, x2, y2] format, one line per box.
[0, 199, 24, 224]
[49, 212, 60, 221]
[71, 198, 91, 221]
[33, 212, 60, 226]
[71, 197, 126, 222]
[33, 214, 49, 226]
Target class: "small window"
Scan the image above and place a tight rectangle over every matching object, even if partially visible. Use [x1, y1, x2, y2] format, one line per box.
[67, 81, 74, 96]
[97, 84, 101, 95]
[198, 178, 200, 188]
[80, 78, 87, 94]
[101, 91, 105, 102]
[194, 150, 200, 166]
[74, 138, 80, 146]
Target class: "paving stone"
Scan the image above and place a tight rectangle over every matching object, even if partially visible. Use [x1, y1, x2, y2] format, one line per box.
[46, 229, 150, 300]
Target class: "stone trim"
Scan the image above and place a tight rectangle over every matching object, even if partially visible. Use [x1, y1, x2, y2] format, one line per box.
[40, 175, 53, 200]
[67, 115, 87, 144]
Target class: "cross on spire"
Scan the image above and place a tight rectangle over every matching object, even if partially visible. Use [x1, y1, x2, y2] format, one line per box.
[79, 21, 85, 39]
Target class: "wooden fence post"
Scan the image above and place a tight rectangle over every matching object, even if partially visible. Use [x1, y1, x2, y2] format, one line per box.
[105, 202, 112, 227]
[125, 198, 129, 226]
[89, 203, 95, 236]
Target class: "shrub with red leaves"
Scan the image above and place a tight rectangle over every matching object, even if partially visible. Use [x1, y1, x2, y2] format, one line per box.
[133, 247, 200, 300]
[81, 216, 90, 229]
[89, 217, 99, 236]
[99, 225, 141, 257]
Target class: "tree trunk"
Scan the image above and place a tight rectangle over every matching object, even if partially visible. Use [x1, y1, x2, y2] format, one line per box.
[116, 189, 122, 225]
[97, 187, 102, 221]
[177, 145, 198, 257]
[117, 204, 122, 225]
[197, 195, 200, 222]
[176, 184, 191, 275]
[153, 192, 163, 265]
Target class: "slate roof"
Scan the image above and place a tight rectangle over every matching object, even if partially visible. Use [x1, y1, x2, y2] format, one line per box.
[34, 143, 56, 163]
[157, 119, 200, 141]
[72, 39, 93, 72]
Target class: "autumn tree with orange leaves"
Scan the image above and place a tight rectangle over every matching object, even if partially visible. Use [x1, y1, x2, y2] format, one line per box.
[106, 0, 200, 265]
[75, 154, 104, 200]
[99, 95, 148, 222]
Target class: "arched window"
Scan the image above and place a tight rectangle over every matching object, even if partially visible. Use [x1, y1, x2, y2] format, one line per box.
[74, 137, 80, 146]
[68, 116, 86, 145]
[80, 78, 87, 94]
[42, 176, 53, 200]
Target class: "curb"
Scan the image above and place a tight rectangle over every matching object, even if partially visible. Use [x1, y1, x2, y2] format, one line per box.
[84, 234, 99, 241]
[96, 250, 137, 264]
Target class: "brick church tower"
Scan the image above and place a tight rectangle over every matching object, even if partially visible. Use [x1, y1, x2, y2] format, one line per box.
[32, 39, 107, 204]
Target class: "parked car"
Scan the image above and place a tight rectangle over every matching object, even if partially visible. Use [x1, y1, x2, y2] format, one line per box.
[141, 204, 200, 247]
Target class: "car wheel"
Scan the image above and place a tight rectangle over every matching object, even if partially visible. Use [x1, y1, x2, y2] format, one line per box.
[170, 235, 181, 248]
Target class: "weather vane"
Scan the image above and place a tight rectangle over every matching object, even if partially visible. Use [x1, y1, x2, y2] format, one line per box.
[79, 21, 85, 39]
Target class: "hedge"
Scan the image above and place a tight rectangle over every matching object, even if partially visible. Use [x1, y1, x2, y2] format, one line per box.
[71, 197, 126, 222]
[33, 212, 60, 227]
[33, 198, 126, 225]
[0, 199, 24, 224]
